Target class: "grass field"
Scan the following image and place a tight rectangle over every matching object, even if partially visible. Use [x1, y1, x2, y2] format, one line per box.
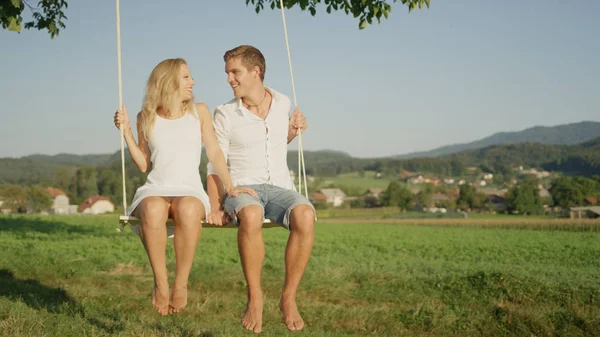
[1, 215, 599, 336]
[321, 171, 392, 190]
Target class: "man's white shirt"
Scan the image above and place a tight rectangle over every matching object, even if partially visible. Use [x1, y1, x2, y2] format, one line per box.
[207, 87, 295, 190]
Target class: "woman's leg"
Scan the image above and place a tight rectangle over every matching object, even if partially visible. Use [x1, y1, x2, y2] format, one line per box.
[169, 196, 205, 313]
[137, 196, 171, 316]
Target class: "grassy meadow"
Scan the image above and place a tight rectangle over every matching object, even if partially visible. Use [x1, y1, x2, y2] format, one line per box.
[321, 171, 392, 190]
[1, 215, 599, 336]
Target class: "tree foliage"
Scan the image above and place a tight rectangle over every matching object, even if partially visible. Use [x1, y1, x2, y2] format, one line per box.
[1, 0, 68, 38]
[381, 181, 412, 211]
[549, 176, 600, 210]
[2, 0, 429, 38]
[456, 184, 485, 211]
[505, 178, 544, 215]
[248, 0, 430, 29]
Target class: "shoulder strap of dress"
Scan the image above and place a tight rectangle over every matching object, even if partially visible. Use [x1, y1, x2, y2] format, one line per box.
[192, 104, 199, 119]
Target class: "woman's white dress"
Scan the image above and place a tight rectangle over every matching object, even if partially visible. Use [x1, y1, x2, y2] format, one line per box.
[127, 107, 210, 228]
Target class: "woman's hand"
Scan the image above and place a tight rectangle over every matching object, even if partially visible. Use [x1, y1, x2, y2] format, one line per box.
[114, 104, 132, 136]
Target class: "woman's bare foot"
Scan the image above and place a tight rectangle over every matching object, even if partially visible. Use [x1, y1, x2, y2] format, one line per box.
[152, 284, 169, 316]
[280, 296, 304, 331]
[169, 284, 188, 314]
[242, 292, 263, 334]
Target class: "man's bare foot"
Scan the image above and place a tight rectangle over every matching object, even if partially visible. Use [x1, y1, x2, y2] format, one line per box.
[169, 284, 188, 314]
[152, 284, 169, 316]
[280, 296, 304, 331]
[242, 292, 263, 334]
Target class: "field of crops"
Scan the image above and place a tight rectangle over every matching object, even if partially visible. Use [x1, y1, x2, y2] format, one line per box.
[1, 215, 599, 336]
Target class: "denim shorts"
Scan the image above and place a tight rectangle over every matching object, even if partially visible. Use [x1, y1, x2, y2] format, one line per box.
[223, 184, 315, 230]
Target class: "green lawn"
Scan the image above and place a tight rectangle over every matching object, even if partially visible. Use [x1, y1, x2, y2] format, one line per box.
[1, 215, 599, 336]
[321, 171, 392, 190]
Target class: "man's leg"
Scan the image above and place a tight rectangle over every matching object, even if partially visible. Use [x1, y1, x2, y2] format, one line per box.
[237, 205, 266, 334]
[169, 196, 205, 314]
[137, 196, 171, 316]
[280, 204, 315, 331]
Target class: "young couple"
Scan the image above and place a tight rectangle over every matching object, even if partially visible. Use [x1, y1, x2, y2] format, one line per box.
[113, 45, 315, 333]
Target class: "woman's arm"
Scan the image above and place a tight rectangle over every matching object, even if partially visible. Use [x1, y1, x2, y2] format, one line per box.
[114, 105, 152, 173]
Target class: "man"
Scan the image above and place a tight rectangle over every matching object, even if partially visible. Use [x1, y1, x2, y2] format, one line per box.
[206, 45, 315, 334]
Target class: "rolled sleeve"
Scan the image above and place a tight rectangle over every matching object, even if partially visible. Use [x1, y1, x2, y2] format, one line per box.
[206, 108, 230, 176]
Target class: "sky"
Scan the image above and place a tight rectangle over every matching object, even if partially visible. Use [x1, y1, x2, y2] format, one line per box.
[1, 0, 599, 159]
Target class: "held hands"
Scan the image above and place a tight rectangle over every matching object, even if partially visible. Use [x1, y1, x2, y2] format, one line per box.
[113, 104, 132, 136]
[288, 106, 307, 139]
[206, 208, 229, 227]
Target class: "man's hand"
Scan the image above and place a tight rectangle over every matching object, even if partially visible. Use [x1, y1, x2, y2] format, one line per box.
[226, 186, 258, 198]
[288, 106, 307, 142]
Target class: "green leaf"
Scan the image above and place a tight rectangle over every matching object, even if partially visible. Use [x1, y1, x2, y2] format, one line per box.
[8, 16, 21, 32]
[309, 7, 316, 16]
[359, 19, 367, 29]
[10, 0, 22, 8]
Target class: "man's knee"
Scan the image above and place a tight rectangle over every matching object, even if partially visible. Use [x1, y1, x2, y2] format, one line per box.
[290, 205, 314, 233]
[237, 205, 264, 231]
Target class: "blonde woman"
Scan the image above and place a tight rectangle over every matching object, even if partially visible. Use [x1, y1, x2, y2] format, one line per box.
[113, 58, 256, 316]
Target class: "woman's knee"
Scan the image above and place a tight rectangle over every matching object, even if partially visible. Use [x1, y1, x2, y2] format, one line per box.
[173, 197, 205, 222]
[139, 198, 169, 221]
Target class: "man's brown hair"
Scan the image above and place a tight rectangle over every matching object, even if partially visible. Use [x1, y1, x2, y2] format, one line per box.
[224, 45, 266, 81]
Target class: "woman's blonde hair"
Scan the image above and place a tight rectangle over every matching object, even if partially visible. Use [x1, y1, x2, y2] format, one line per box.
[140, 58, 194, 139]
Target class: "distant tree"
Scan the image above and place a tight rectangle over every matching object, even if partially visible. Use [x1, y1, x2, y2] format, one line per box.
[52, 167, 72, 192]
[3, 0, 429, 38]
[381, 181, 413, 211]
[456, 184, 485, 210]
[0, 184, 27, 213]
[26, 185, 52, 213]
[415, 183, 434, 207]
[550, 176, 584, 209]
[450, 159, 465, 176]
[505, 179, 543, 215]
[363, 195, 380, 208]
[98, 168, 119, 200]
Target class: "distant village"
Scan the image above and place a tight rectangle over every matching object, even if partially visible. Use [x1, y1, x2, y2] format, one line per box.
[1, 165, 599, 219]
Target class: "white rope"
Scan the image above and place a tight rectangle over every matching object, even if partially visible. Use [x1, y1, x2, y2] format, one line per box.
[279, 0, 308, 199]
[116, 0, 127, 216]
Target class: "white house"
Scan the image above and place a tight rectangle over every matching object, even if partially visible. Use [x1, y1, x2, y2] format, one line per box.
[319, 188, 347, 207]
[80, 196, 115, 214]
[47, 188, 70, 214]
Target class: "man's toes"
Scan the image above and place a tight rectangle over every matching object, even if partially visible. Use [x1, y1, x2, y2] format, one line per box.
[242, 321, 251, 330]
[286, 321, 297, 331]
[294, 320, 304, 331]
[253, 325, 262, 334]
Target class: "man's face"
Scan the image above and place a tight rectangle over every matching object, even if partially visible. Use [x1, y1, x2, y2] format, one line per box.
[225, 57, 258, 98]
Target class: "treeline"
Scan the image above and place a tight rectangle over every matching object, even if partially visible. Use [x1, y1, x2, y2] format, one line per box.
[1, 137, 599, 204]
[373, 175, 600, 215]
[287, 137, 600, 178]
